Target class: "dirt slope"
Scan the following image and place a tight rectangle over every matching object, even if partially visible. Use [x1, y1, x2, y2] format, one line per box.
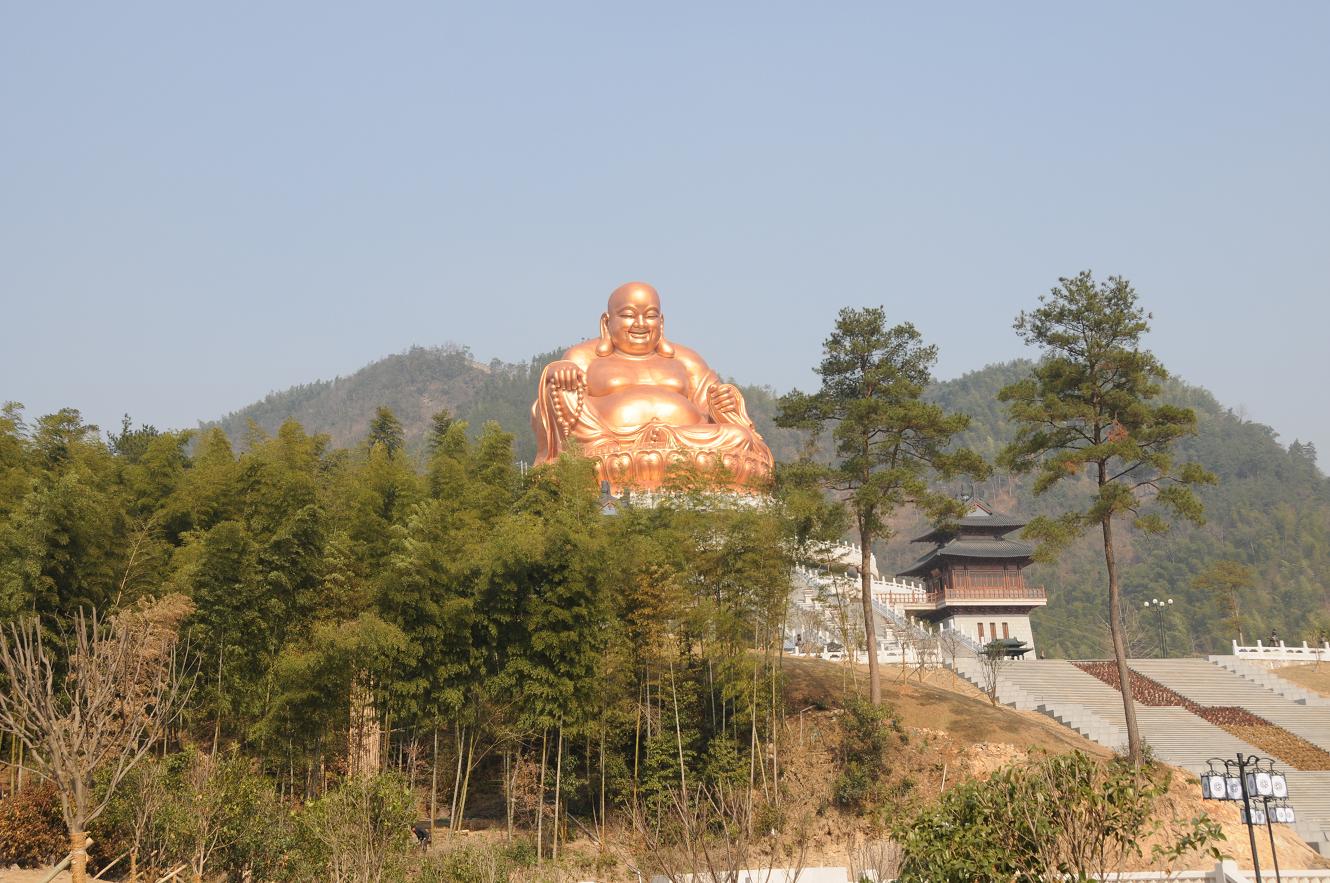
[1274, 662, 1330, 698]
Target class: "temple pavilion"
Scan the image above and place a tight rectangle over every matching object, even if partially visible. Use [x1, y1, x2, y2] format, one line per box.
[899, 499, 1046, 655]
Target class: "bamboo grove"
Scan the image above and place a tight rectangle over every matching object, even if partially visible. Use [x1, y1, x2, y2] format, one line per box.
[0, 402, 835, 855]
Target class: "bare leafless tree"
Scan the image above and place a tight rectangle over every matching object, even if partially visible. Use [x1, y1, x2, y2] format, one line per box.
[903, 630, 939, 683]
[1099, 602, 1153, 659]
[119, 756, 170, 883]
[0, 596, 193, 883]
[936, 629, 966, 686]
[977, 641, 1009, 706]
[850, 839, 902, 883]
[631, 779, 809, 883]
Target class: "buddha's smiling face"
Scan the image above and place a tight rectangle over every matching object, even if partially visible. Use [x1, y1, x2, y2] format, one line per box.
[605, 282, 663, 356]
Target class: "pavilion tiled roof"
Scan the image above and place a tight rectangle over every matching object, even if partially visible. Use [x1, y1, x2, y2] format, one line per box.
[911, 509, 1027, 543]
[898, 537, 1035, 577]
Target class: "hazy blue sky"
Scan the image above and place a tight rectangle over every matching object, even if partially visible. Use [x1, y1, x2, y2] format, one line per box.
[3, 3, 1328, 459]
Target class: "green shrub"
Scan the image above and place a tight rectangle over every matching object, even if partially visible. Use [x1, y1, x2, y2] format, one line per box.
[417, 840, 541, 883]
[94, 751, 293, 882]
[294, 771, 416, 883]
[0, 781, 66, 867]
[833, 697, 908, 815]
[895, 751, 1224, 882]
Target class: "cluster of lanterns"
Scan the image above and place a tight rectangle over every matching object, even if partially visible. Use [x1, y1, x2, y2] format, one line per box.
[1201, 753, 1298, 881]
[1200, 763, 1296, 824]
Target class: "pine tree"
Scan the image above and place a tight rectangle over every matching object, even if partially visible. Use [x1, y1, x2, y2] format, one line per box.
[998, 271, 1215, 764]
[776, 307, 986, 704]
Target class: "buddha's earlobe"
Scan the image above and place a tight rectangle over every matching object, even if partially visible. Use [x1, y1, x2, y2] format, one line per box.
[657, 317, 674, 357]
[595, 313, 614, 357]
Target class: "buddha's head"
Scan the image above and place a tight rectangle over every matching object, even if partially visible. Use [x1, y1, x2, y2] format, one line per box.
[598, 282, 674, 357]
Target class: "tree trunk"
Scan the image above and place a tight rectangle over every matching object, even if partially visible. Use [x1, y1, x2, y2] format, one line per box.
[348, 676, 380, 778]
[598, 730, 606, 852]
[429, 727, 439, 837]
[68, 831, 89, 883]
[1102, 514, 1142, 764]
[860, 527, 881, 704]
[448, 725, 464, 831]
[747, 650, 758, 837]
[669, 658, 686, 794]
[213, 644, 223, 752]
[455, 730, 475, 832]
[552, 724, 564, 864]
[504, 749, 514, 841]
[631, 692, 642, 832]
[1230, 591, 1243, 644]
[536, 728, 548, 863]
[769, 636, 779, 806]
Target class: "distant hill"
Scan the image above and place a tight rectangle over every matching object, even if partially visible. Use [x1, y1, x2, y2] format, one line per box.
[202, 343, 811, 466]
[205, 345, 558, 463]
[205, 348, 1330, 658]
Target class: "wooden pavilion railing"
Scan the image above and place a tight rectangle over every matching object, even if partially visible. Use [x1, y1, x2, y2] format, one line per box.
[903, 585, 1047, 607]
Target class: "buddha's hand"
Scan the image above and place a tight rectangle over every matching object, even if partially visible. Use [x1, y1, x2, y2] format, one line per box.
[546, 361, 586, 393]
[708, 383, 741, 417]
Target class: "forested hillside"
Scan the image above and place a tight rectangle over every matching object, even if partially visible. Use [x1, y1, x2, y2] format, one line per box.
[207, 345, 564, 462]
[0, 405, 819, 877]
[926, 363, 1330, 659]
[208, 350, 1330, 659]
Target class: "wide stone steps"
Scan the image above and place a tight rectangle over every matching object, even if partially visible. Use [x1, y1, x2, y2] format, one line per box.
[947, 657, 1330, 854]
[1130, 658, 1330, 753]
[1287, 772, 1330, 850]
[952, 658, 1128, 749]
[1210, 655, 1330, 708]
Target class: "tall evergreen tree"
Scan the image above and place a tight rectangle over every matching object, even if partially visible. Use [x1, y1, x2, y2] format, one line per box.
[368, 406, 405, 458]
[490, 454, 606, 858]
[998, 271, 1214, 764]
[3, 410, 124, 620]
[427, 409, 455, 454]
[1192, 559, 1254, 644]
[187, 520, 262, 740]
[776, 307, 985, 704]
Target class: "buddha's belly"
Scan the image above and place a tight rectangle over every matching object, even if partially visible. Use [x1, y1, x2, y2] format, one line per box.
[587, 389, 705, 429]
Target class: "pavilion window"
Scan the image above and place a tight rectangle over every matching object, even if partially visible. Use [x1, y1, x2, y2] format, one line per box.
[1002, 622, 1010, 639]
[977, 622, 985, 641]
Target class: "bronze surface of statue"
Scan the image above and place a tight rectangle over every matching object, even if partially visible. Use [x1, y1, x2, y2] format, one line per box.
[531, 282, 774, 491]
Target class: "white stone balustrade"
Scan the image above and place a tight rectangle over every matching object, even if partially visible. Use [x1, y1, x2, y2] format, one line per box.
[1233, 639, 1330, 663]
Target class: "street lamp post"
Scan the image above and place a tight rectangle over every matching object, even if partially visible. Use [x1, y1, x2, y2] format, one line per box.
[1144, 597, 1174, 658]
[1200, 752, 1294, 883]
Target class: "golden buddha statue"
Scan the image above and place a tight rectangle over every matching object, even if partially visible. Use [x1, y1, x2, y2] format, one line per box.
[531, 282, 774, 491]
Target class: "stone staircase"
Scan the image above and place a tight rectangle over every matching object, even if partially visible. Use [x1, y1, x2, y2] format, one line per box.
[1288, 771, 1330, 855]
[948, 656, 1330, 853]
[1209, 655, 1330, 708]
[1130, 658, 1330, 753]
[953, 657, 1127, 747]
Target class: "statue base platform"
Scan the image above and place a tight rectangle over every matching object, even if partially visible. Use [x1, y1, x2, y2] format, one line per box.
[588, 438, 772, 495]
